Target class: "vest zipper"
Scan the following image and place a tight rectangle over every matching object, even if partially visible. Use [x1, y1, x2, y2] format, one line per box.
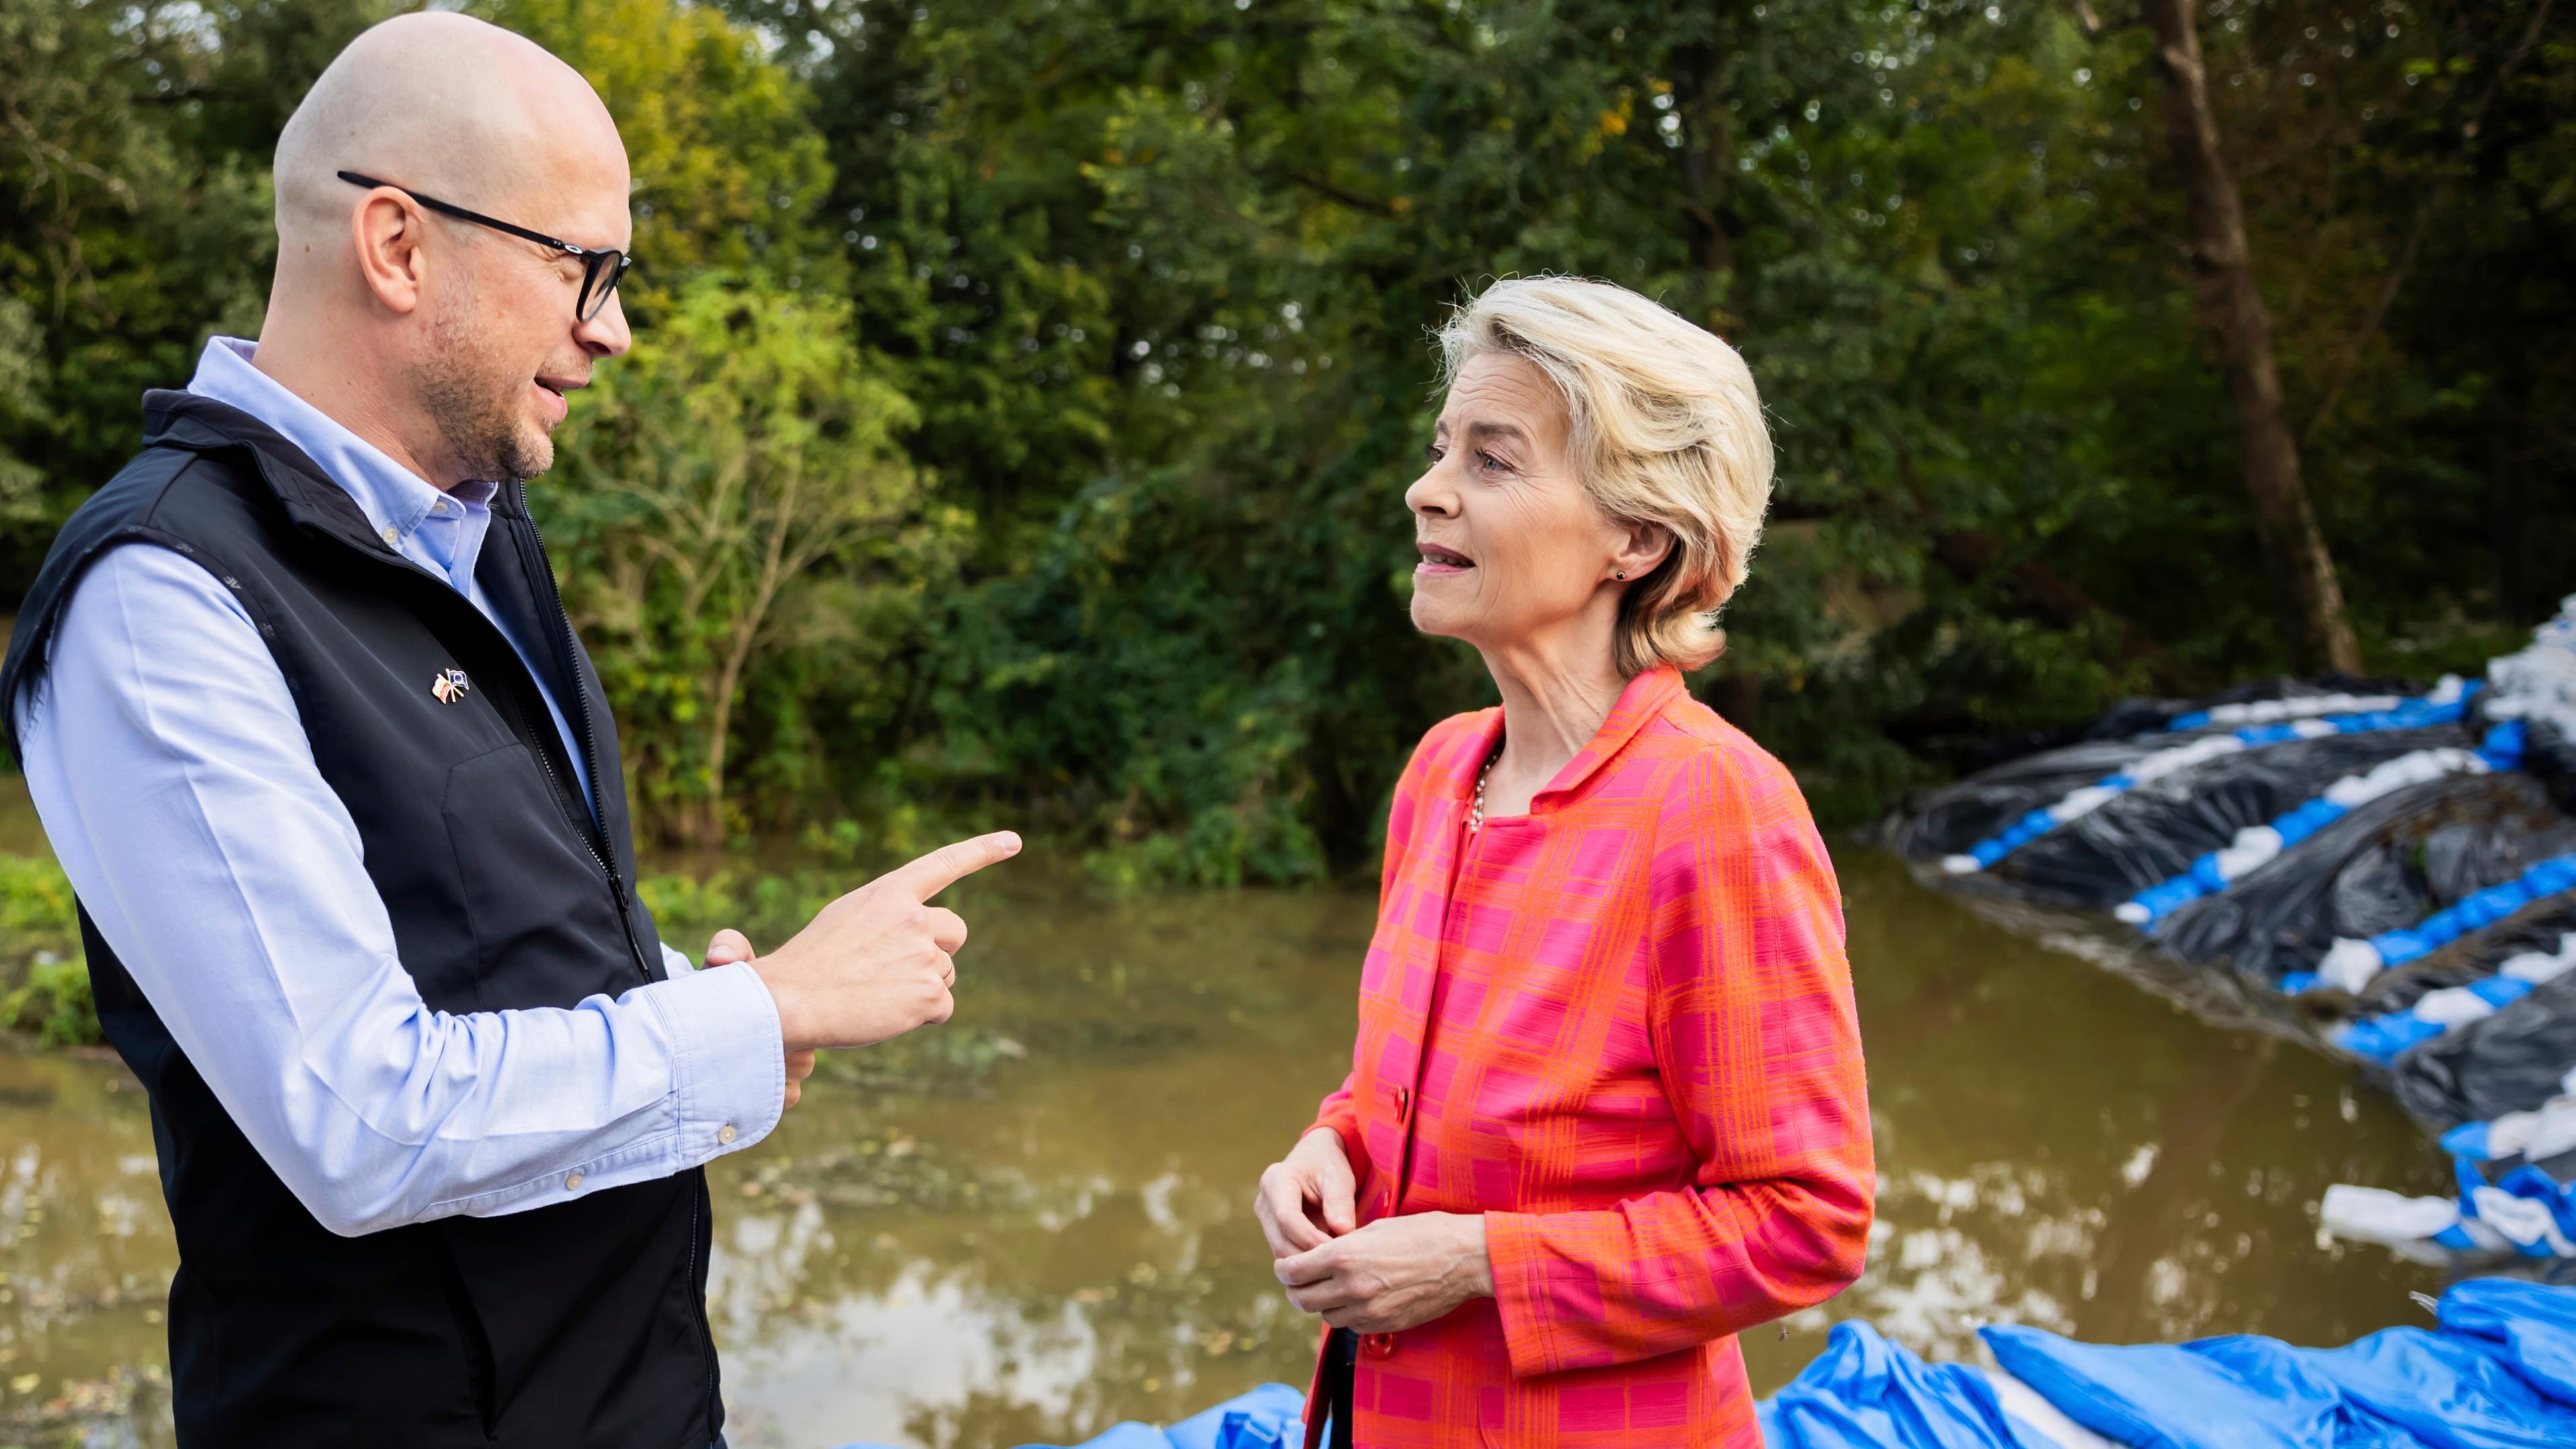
[515, 488, 721, 1434]
[504, 488, 657, 989]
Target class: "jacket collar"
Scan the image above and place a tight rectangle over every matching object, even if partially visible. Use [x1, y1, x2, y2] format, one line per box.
[1445, 665, 1686, 816]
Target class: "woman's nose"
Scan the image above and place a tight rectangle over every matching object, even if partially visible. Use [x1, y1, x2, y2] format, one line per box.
[1404, 466, 1455, 517]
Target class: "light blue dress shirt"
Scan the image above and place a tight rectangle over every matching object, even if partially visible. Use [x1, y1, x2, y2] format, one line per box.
[15, 336, 784, 1237]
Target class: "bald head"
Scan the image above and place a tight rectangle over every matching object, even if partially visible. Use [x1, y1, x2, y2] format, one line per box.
[253, 13, 635, 492]
[274, 11, 628, 259]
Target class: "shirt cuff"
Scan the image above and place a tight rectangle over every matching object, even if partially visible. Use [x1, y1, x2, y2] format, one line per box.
[642, 959, 785, 1161]
[659, 940, 696, 976]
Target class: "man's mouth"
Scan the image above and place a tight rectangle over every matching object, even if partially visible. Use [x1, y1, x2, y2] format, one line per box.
[1416, 542, 1475, 574]
[530, 374, 585, 425]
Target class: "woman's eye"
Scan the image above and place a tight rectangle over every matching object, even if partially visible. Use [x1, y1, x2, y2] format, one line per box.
[1424, 445, 1445, 464]
[1478, 451, 1507, 472]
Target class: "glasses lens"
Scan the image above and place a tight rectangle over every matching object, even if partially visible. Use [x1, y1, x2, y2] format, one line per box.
[578, 252, 629, 323]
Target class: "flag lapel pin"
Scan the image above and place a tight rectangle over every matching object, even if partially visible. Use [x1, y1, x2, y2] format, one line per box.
[431, 669, 472, 705]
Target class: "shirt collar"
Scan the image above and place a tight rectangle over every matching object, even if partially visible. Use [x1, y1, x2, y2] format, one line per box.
[184, 337, 498, 544]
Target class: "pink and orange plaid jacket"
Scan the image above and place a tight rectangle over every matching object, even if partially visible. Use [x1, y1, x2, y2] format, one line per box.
[1301, 666, 1873, 1448]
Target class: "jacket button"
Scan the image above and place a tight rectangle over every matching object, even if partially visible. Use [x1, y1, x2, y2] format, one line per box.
[1394, 1086, 1411, 1124]
[1362, 1332, 1397, 1360]
[717, 1124, 738, 1146]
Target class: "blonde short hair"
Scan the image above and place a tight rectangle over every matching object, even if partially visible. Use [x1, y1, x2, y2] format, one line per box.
[1435, 276, 1774, 676]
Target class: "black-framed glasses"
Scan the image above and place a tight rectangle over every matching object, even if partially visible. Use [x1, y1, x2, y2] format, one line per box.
[339, 170, 634, 323]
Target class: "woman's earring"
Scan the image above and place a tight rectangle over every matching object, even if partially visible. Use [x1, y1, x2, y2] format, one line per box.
[1614, 570, 1627, 580]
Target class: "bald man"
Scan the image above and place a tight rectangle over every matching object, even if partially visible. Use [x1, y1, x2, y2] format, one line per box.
[0, 15, 1014, 1447]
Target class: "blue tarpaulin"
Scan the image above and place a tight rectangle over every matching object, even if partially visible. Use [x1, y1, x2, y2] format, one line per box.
[1757, 1320, 2056, 1449]
[829, 1281, 2576, 1449]
[1778, 1277, 2576, 1449]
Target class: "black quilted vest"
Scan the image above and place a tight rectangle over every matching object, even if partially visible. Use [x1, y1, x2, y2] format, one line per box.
[0, 392, 723, 1448]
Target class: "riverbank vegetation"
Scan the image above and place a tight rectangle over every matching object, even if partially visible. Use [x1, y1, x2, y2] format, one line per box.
[3, 0, 2567, 902]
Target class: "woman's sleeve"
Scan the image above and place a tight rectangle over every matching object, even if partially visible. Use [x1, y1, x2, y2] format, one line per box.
[1483, 745, 1874, 1378]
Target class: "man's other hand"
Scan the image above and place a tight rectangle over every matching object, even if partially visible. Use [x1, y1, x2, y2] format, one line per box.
[751, 833, 1022, 1052]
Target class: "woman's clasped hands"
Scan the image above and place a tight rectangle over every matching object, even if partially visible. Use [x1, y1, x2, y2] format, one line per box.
[1254, 1128, 1493, 1335]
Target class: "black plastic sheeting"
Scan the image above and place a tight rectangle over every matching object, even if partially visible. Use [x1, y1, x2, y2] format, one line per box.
[1890, 665, 2576, 1139]
[2353, 896, 2576, 1018]
[1980, 727, 2465, 910]
[2395, 962, 2576, 1131]
[1888, 736, 2178, 865]
[2155, 771, 2576, 985]
[2524, 718, 2576, 815]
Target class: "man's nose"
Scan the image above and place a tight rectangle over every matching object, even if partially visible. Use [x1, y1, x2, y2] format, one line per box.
[576, 290, 632, 358]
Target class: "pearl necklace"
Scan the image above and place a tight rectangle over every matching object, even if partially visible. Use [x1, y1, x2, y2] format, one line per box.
[1469, 749, 1499, 834]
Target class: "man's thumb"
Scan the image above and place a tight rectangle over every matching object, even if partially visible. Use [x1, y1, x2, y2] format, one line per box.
[704, 928, 755, 967]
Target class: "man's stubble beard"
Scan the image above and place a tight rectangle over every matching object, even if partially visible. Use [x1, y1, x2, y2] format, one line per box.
[413, 287, 553, 486]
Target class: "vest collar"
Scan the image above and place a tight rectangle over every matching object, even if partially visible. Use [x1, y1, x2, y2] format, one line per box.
[141, 390, 408, 561]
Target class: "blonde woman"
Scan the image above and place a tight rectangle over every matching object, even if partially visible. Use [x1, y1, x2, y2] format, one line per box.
[1254, 278, 1874, 1448]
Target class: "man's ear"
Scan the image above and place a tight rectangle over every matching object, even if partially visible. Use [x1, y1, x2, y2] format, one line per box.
[1609, 519, 1675, 582]
[350, 191, 430, 315]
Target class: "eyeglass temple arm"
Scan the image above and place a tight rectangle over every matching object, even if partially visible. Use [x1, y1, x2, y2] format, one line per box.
[335, 170, 589, 258]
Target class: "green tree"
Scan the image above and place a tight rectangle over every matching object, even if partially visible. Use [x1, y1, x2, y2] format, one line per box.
[0, 0, 388, 582]
[480, 0, 841, 301]
[549, 273, 934, 844]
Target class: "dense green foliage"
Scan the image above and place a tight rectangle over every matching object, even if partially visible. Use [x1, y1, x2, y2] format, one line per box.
[3, 0, 2569, 888]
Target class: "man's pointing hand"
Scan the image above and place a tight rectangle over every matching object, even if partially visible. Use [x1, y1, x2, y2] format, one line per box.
[751, 831, 1022, 1051]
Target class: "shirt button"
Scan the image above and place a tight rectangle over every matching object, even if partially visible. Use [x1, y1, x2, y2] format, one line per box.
[1362, 1332, 1397, 1360]
[564, 1172, 584, 1191]
[1377, 1191, 1393, 1218]
[431, 498, 448, 515]
[1394, 1085, 1411, 1124]
[378, 525, 399, 545]
[717, 1124, 738, 1146]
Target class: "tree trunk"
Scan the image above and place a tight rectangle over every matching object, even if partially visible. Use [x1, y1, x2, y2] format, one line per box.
[2141, 0, 2362, 674]
[1670, 19, 1746, 332]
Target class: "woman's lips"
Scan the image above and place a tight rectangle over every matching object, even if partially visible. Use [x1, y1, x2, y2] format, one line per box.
[1416, 543, 1474, 576]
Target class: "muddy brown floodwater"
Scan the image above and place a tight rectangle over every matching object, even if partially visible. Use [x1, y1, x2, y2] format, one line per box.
[0, 849, 2453, 1448]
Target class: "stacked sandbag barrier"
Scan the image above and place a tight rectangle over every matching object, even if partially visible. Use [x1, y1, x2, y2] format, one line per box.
[1893, 596, 2576, 1263]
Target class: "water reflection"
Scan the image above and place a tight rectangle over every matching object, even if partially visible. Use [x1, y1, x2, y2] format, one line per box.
[1, 849, 2453, 1447]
